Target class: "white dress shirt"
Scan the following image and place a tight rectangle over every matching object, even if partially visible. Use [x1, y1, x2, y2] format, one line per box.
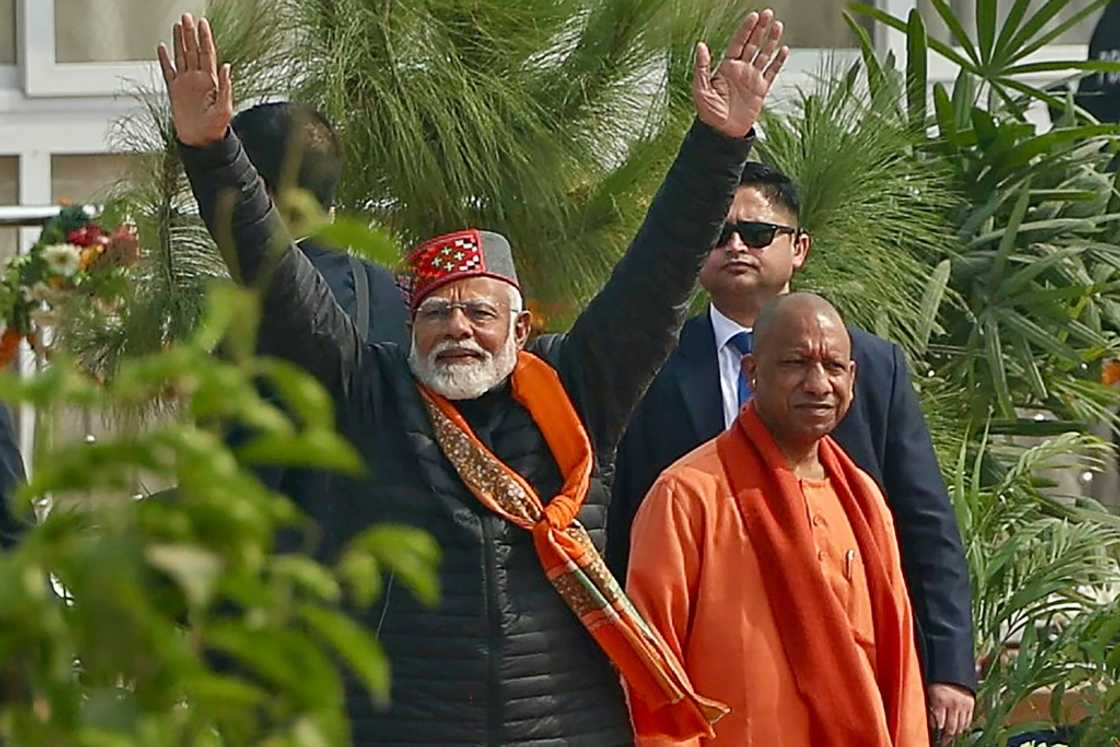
[709, 304, 753, 428]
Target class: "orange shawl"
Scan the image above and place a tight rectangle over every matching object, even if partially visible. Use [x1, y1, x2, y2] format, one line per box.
[419, 351, 728, 739]
[715, 404, 928, 745]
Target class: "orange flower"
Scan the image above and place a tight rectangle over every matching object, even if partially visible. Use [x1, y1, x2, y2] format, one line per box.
[1104, 360, 1120, 387]
[0, 328, 21, 368]
[79, 244, 105, 271]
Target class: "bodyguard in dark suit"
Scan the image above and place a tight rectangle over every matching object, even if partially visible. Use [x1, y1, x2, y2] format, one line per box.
[228, 103, 409, 539]
[230, 102, 409, 349]
[609, 162, 977, 743]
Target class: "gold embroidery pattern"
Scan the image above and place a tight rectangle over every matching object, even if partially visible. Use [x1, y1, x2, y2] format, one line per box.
[425, 398, 541, 524]
[551, 568, 605, 618]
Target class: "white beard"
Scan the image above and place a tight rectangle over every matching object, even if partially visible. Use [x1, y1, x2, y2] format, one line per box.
[409, 329, 519, 400]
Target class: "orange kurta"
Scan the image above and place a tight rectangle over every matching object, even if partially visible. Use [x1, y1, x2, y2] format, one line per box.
[625, 437, 929, 746]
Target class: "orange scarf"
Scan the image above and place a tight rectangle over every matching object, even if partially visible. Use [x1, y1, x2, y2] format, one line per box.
[715, 404, 927, 745]
[419, 351, 728, 739]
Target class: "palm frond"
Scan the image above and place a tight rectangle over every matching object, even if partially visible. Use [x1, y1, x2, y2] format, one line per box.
[757, 62, 962, 355]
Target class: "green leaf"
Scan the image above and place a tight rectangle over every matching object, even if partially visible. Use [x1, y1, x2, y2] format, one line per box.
[849, 3, 980, 73]
[970, 107, 998, 148]
[1004, 0, 1080, 62]
[1006, 59, 1120, 76]
[951, 69, 976, 131]
[843, 12, 885, 99]
[238, 428, 365, 476]
[983, 316, 1015, 417]
[253, 358, 336, 431]
[975, 0, 997, 64]
[1001, 246, 1086, 298]
[1011, 0, 1113, 64]
[298, 604, 391, 704]
[272, 555, 342, 603]
[1013, 332, 1049, 401]
[346, 524, 441, 608]
[336, 550, 383, 609]
[191, 283, 261, 357]
[906, 9, 928, 129]
[932, 83, 957, 145]
[206, 623, 342, 707]
[183, 672, 269, 711]
[313, 217, 401, 270]
[968, 215, 1120, 250]
[985, 125, 1120, 179]
[926, 0, 980, 65]
[988, 179, 1032, 288]
[145, 543, 224, 608]
[994, 308, 1081, 363]
[916, 260, 951, 355]
[993, 0, 1034, 65]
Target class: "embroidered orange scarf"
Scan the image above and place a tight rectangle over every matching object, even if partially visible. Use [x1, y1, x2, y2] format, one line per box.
[715, 404, 928, 745]
[419, 351, 728, 739]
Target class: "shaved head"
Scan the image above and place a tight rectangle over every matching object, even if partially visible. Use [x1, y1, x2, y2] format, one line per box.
[744, 292, 856, 457]
[753, 292, 849, 357]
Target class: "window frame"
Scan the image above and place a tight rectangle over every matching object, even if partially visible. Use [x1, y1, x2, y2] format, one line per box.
[19, 0, 163, 98]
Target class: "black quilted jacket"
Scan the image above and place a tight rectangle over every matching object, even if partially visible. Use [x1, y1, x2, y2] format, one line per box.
[180, 120, 752, 747]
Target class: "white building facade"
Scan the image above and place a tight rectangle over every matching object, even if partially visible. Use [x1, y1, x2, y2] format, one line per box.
[0, 0, 1107, 471]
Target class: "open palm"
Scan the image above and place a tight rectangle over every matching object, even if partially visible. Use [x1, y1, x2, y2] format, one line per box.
[157, 14, 232, 148]
[693, 9, 789, 139]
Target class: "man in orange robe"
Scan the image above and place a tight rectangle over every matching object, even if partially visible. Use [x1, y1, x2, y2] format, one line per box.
[626, 292, 930, 746]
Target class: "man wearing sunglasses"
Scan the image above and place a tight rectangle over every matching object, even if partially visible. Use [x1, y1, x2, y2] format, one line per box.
[609, 162, 977, 744]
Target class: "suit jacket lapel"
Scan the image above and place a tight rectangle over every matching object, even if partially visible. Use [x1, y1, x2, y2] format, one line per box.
[676, 313, 725, 443]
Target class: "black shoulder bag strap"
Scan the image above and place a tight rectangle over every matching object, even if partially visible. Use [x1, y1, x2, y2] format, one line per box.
[348, 255, 370, 343]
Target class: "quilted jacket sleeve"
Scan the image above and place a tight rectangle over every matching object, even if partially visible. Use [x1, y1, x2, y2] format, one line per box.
[178, 131, 366, 407]
[554, 121, 752, 462]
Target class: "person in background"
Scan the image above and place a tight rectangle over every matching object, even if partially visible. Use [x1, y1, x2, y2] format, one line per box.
[230, 101, 409, 350]
[627, 292, 929, 746]
[225, 102, 409, 551]
[610, 161, 976, 743]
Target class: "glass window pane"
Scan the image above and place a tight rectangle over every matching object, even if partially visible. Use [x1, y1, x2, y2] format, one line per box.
[54, 0, 204, 63]
[51, 154, 137, 204]
[920, 0, 1101, 47]
[0, 0, 15, 65]
[0, 157, 17, 270]
[769, 0, 871, 48]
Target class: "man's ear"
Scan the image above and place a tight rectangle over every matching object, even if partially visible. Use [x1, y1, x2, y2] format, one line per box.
[791, 231, 812, 271]
[514, 310, 533, 348]
[743, 353, 758, 383]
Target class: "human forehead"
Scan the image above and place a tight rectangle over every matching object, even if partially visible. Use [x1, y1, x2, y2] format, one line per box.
[726, 186, 796, 225]
[764, 312, 851, 359]
[423, 276, 510, 305]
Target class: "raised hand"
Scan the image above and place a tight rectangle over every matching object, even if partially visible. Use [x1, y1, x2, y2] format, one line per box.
[693, 9, 789, 139]
[157, 14, 232, 148]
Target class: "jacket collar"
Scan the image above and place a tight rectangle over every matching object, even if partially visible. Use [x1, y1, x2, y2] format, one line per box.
[675, 311, 725, 443]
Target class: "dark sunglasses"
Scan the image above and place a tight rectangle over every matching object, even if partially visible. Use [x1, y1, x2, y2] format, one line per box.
[718, 220, 798, 249]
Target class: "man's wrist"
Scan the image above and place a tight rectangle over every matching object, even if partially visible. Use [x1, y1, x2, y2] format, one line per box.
[177, 128, 238, 169]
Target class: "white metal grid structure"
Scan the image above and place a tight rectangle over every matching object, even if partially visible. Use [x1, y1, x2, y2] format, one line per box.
[0, 0, 1102, 472]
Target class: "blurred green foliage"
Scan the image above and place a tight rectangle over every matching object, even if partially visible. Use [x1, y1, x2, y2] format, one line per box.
[0, 285, 439, 746]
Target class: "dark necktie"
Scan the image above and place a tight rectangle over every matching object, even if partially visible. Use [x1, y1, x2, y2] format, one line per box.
[728, 330, 753, 407]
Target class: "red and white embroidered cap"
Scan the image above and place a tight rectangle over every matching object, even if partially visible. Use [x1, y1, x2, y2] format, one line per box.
[399, 228, 520, 313]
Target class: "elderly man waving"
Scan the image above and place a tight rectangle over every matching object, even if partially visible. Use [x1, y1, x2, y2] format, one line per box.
[158, 8, 788, 746]
[627, 293, 930, 746]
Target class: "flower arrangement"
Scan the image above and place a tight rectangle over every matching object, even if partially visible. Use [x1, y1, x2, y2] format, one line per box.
[0, 205, 139, 366]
